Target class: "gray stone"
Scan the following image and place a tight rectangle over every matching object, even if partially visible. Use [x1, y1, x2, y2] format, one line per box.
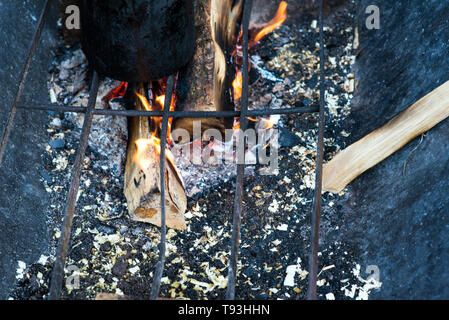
[49, 139, 65, 149]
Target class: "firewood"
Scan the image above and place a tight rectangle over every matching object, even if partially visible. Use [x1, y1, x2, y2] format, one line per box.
[211, 0, 244, 119]
[323, 80, 449, 193]
[174, 0, 244, 136]
[124, 85, 187, 230]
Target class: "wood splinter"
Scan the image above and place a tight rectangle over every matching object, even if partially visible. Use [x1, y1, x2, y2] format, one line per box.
[124, 84, 187, 231]
[323, 80, 449, 193]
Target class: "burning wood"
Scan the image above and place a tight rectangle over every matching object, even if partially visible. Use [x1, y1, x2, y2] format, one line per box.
[174, 0, 287, 136]
[123, 1, 287, 230]
[211, 0, 244, 129]
[173, 0, 240, 136]
[124, 83, 187, 230]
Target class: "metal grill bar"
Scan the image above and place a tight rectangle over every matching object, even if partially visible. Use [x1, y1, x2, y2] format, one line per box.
[49, 72, 100, 300]
[307, 0, 325, 300]
[0, 0, 53, 165]
[150, 74, 176, 300]
[17, 103, 319, 117]
[225, 0, 253, 300]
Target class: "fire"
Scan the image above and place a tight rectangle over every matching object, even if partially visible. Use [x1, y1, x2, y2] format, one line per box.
[103, 81, 128, 103]
[232, 70, 243, 101]
[249, 1, 288, 48]
[136, 92, 152, 112]
[232, 1, 287, 104]
[133, 137, 179, 178]
[155, 94, 176, 144]
[133, 136, 161, 169]
[233, 116, 274, 130]
[231, 2, 286, 133]
[133, 80, 178, 173]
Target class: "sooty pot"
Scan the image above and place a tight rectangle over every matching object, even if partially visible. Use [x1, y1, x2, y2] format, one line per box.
[80, 0, 195, 82]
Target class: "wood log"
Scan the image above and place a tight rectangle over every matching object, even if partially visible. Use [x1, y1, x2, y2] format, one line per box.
[323, 80, 449, 193]
[124, 84, 187, 230]
[174, 0, 244, 136]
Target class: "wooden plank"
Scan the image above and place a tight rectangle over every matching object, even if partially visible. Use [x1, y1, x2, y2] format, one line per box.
[323, 80, 449, 193]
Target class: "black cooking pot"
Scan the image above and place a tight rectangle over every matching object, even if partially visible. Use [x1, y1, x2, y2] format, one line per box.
[80, 0, 195, 82]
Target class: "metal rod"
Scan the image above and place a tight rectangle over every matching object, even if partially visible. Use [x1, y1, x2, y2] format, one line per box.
[149, 75, 175, 300]
[0, 0, 53, 166]
[308, 0, 326, 300]
[48, 72, 100, 300]
[226, 0, 253, 300]
[17, 104, 319, 117]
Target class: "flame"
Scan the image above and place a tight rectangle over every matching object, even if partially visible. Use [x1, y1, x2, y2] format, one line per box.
[155, 94, 176, 144]
[136, 92, 152, 111]
[133, 82, 178, 173]
[133, 137, 161, 169]
[232, 116, 274, 130]
[250, 1, 288, 47]
[232, 2, 287, 105]
[133, 137, 179, 178]
[232, 69, 243, 101]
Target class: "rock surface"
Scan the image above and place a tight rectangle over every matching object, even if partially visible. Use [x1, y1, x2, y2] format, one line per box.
[0, 0, 57, 299]
[329, 0, 449, 299]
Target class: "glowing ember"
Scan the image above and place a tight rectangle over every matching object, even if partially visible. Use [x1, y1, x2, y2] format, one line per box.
[103, 81, 128, 103]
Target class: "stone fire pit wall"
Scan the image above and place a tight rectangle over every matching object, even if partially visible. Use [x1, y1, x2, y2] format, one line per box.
[0, 0, 58, 299]
[1, 0, 449, 300]
[328, 0, 449, 299]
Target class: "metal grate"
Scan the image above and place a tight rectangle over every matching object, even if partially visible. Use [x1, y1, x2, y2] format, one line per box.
[1, 0, 326, 300]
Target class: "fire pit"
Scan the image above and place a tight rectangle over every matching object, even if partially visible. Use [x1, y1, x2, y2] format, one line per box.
[4, 0, 364, 300]
[7, 0, 447, 302]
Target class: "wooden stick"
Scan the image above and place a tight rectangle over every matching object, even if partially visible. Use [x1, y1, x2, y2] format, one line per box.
[124, 85, 187, 230]
[323, 80, 449, 193]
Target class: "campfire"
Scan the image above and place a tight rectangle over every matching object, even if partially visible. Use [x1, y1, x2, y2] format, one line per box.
[6, 0, 449, 302]
[6, 0, 393, 301]
[93, 1, 291, 231]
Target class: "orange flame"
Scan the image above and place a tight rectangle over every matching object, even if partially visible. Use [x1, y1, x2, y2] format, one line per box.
[136, 92, 152, 112]
[250, 1, 288, 47]
[133, 137, 179, 178]
[232, 2, 287, 105]
[155, 94, 176, 144]
[233, 116, 274, 130]
[232, 69, 243, 101]
[134, 85, 178, 173]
